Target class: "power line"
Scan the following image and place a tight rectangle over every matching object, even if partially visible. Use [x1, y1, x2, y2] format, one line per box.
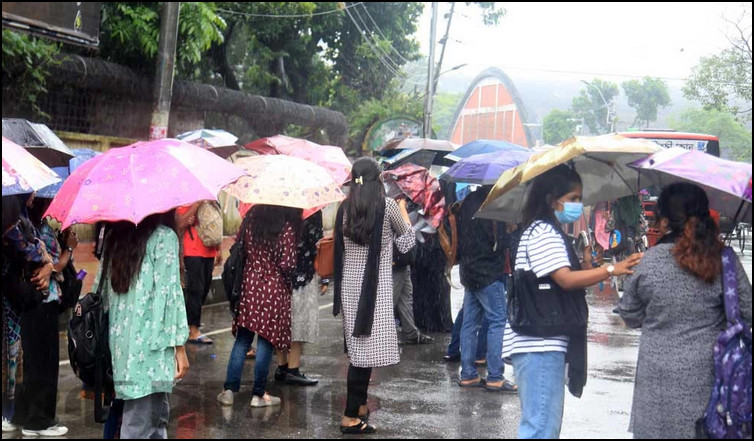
[357, 3, 412, 64]
[215, 3, 364, 19]
[350, 4, 405, 72]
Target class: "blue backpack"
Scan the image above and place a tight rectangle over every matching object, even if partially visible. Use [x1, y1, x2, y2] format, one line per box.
[697, 247, 752, 439]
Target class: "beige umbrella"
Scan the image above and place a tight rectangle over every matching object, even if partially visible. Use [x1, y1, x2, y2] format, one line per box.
[477, 134, 662, 223]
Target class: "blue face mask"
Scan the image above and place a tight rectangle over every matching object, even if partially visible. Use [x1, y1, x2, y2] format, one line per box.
[555, 202, 583, 224]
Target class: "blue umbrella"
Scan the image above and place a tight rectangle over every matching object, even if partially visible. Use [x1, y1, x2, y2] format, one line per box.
[441, 150, 533, 185]
[36, 148, 101, 199]
[445, 139, 528, 163]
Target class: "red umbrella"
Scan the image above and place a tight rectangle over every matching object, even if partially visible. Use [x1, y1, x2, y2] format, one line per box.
[383, 163, 446, 229]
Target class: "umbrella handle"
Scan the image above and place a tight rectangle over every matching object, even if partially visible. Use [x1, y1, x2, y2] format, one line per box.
[722, 199, 747, 244]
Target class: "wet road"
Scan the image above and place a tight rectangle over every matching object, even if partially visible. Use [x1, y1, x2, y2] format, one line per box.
[17, 247, 752, 439]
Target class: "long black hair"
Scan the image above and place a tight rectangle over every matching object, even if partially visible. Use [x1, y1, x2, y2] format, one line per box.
[244, 204, 302, 246]
[522, 164, 582, 228]
[344, 157, 385, 246]
[2, 196, 22, 234]
[105, 210, 177, 294]
[657, 182, 722, 283]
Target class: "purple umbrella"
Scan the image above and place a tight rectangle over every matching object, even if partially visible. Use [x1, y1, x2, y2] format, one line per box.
[629, 147, 752, 223]
[440, 150, 533, 185]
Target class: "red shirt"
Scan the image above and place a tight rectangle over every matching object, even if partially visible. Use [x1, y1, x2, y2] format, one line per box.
[176, 205, 218, 258]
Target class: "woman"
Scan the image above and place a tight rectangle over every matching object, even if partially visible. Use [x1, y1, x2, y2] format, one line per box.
[334, 158, 415, 434]
[503, 165, 642, 439]
[217, 204, 300, 408]
[275, 211, 323, 386]
[618, 183, 752, 439]
[95, 211, 189, 439]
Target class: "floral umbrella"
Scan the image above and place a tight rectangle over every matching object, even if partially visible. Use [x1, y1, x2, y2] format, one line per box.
[2, 137, 61, 196]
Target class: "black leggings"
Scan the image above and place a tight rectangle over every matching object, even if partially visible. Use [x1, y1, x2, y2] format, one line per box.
[345, 364, 372, 418]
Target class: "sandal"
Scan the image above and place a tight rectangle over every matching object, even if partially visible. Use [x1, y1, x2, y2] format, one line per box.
[457, 378, 486, 388]
[483, 379, 518, 393]
[358, 408, 371, 423]
[187, 335, 214, 345]
[340, 418, 376, 435]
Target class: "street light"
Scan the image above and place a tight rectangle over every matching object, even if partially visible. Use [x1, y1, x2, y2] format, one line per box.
[438, 63, 468, 78]
[580, 80, 614, 133]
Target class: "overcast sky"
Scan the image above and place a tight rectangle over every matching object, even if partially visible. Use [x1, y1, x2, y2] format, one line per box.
[414, 2, 751, 88]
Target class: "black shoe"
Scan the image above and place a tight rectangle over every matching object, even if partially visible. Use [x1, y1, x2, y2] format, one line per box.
[417, 333, 434, 344]
[443, 354, 460, 362]
[274, 366, 287, 382]
[285, 371, 319, 386]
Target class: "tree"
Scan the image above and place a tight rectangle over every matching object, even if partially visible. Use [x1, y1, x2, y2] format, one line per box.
[2, 30, 60, 118]
[683, 9, 752, 121]
[570, 78, 619, 135]
[432, 92, 464, 138]
[622, 77, 671, 128]
[668, 108, 752, 162]
[543, 109, 579, 145]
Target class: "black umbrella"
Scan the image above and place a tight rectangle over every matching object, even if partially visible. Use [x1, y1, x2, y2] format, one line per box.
[2, 118, 75, 167]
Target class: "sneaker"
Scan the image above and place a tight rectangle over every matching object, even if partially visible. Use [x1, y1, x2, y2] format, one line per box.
[2, 418, 19, 433]
[217, 390, 234, 406]
[285, 371, 319, 386]
[405, 333, 435, 345]
[274, 366, 287, 382]
[250, 393, 281, 408]
[22, 424, 68, 437]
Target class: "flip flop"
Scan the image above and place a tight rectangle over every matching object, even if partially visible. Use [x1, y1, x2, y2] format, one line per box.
[340, 419, 376, 435]
[483, 379, 518, 393]
[457, 378, 486, 388]
[187, 335, 214, 345]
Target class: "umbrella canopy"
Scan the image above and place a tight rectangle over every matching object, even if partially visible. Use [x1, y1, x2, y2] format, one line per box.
[444, 139, 529, 162]
[379, 148, 438, 171]
[36, 149, 103, 199]
[383, 163, 446, 229]
[225, 155, 345, 211]
[477, 134, 661, 223]
[380, 138, 458, 153]
[176, 128, 239, 158]
[2, 118, 75, 167]
[441, 150, 534, 185]
[244, 134, 318, 155]
[44, 139, 246, 229]
[2, 137, 62, 196]
[629, 148, 752, 223]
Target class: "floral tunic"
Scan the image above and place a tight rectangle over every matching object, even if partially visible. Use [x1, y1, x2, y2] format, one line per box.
[234, 223, 297, 350]
[95, 225, 188, 401]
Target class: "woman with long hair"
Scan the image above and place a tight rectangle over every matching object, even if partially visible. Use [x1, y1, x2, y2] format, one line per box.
[95, 211, 189, 439]
[334, 158, 415, 434]
[217, 204, 300, 408]
[618, 183, 752, 438]
[505, 164, 642, 439]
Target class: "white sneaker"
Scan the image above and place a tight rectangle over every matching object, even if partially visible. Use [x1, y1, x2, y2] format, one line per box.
[217, 390, 234, 406]
[250, 393, 281, 408]
[2, 418, 19, 432]
[22, 424, 68, 437]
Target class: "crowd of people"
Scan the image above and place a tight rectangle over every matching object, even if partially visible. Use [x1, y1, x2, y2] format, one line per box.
[2, 155, 751, 439]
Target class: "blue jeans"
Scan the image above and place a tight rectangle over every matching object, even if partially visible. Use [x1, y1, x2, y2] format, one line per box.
[511, 352, 566, 439]
[460, 280, 506, 382]
[446, 307, 487, 361]
[223, 328, 275, 397]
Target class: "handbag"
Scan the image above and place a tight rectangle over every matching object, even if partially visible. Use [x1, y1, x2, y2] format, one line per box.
[314, 235, 334, 279]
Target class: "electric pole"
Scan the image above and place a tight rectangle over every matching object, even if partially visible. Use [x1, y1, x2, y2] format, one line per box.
[423, 2, 438, 139]
[149, 2, 180, 140]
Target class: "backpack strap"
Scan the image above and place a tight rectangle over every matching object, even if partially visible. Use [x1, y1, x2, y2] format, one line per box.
[721, 246, 742, 325]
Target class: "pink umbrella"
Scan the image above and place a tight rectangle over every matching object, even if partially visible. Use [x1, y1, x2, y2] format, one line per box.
[45, 138, 246, 229]
[2, 136, 61, 196]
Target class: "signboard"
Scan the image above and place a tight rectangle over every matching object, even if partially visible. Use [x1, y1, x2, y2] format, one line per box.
[363, 117, 423, 152]
[2, 2, 101, 48]
[645, 138, 709, 152]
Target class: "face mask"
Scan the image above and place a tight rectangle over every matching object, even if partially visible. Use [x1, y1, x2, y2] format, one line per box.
[555, 202, 583, 224]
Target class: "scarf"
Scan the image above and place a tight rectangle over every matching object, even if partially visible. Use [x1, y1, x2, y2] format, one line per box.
[333, 199, 386, 338]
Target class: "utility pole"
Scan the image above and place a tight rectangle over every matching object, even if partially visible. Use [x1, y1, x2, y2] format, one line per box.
[149, 2, 180, 140]
[432, 2, 455, 98]
[423, 2, 438, 139]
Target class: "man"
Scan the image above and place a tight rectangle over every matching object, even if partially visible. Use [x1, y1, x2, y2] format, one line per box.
[456, 187, 516, 392]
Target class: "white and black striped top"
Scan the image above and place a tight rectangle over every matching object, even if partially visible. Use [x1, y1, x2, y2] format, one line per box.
[503, 221, 571, 357]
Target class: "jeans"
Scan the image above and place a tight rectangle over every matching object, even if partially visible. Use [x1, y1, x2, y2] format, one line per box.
[446, 307, 488, 361]
[120, 393, 169, 440]
[460, 280, 506, 383]
[224, 328, 275, 397]
[511, 352, 566, 439]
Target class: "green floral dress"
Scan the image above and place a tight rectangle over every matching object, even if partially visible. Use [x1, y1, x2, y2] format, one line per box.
[94, 225, 188, 401]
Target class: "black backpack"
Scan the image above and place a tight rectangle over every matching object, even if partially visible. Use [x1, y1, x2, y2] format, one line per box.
[58, 259, 83, 312]
[67, 251, 114, 423]
[222, 217, 249, 318]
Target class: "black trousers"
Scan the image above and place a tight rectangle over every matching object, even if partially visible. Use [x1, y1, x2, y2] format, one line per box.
[184, 256, 214, 328]
[345, 364, 372, 418]
[13, 301, 59, 430]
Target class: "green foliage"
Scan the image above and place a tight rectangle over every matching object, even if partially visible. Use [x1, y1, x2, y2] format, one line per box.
[467, 2, 506, 25]
[543, 109, 579, 145]
[668, 108, 752, 163]
[683, 48, 752, 121]
[432, 92, 464, 138]
[622, 77, 671, 128]
[570, 78, 619, 135]
[347, 87, 424, 155]
[1, 30, 60, 118]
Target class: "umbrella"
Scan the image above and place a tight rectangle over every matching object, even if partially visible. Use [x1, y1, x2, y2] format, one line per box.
[36, 149, 103, 199]
[628, 148, 752, 223]
[379, 149, 438, 171]
[176, 129, 239, 158]
[2, 118, 75, 167]
[244, 134, 318, 155]
[441, 150, 534, 185]
[477, 134, 661, 223]
[444, 139, 529, 163]
[383, 163, 446, 229]
[224, 155, 345, 211]
[44, 139, 246, 229]
[380, 138, 458, 153]
[2, 137, 62, 196]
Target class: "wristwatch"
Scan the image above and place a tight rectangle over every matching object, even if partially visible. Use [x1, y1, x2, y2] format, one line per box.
[606, 264, 615, 276]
